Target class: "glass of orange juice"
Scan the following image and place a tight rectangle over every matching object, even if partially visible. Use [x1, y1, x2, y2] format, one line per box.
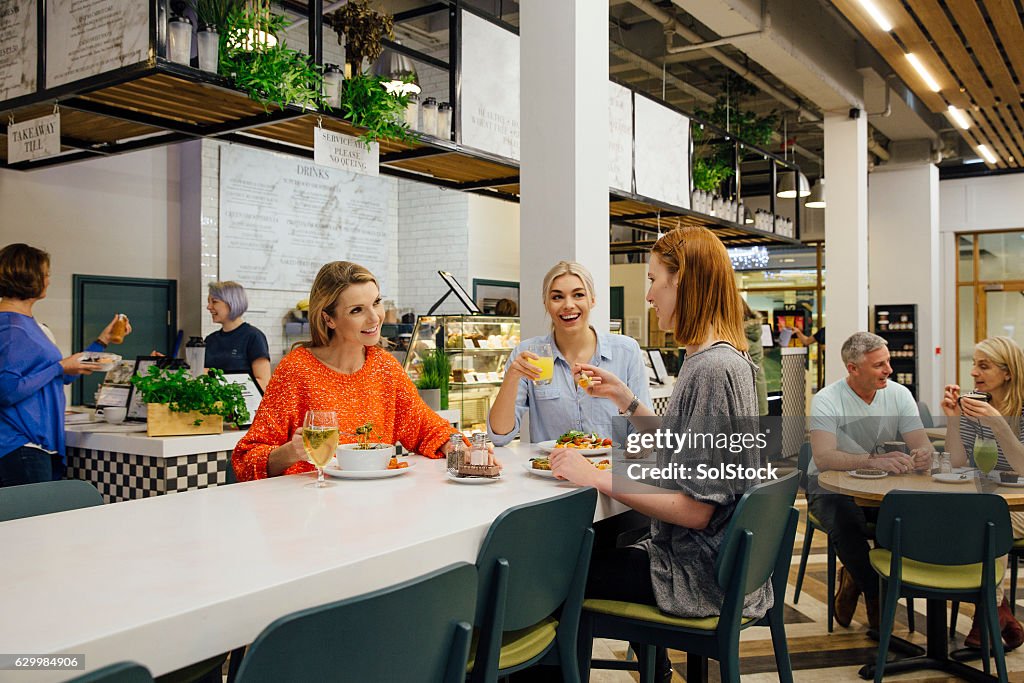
[527, 343, 554, 386]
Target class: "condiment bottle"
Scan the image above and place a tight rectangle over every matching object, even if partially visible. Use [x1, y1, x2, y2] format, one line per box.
[405, 92, 420, 130]
[323, 64, 343, 108]
[470, 433, 488, 466]
[446, 433, 464, 472]
[109, 314, 128, 344]
[185, 336, 206, 379]
[421, 97, 438, 137]
[168, 15, 193, 66]
[436, 102, 452, 139]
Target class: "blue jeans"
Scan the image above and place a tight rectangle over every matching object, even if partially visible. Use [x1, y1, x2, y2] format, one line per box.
[0, 446, 63, 488]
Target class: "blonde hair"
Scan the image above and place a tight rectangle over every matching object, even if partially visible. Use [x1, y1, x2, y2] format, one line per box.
[301, 261, 378, 348]
[651, 226, 747, 351]
[975, 336, 1024, 420]
[541, 261, 595, 304]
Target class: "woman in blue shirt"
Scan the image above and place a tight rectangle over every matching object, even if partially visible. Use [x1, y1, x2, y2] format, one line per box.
[0, 243, 132, 487]
[487, 261, 649, 448]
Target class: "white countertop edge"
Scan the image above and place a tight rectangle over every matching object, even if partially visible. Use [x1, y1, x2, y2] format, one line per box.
[65, 427, 246, 458]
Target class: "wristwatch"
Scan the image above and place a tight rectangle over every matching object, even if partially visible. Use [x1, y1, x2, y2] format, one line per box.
[619, 393, 641, 417]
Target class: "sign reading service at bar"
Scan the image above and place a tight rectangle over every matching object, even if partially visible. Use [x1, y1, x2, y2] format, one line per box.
[8, 113, 60, 163]
[314, 128, 379, 177]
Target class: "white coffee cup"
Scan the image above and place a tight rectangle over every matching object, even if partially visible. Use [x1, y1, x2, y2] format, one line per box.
[96, 407, 127, 424]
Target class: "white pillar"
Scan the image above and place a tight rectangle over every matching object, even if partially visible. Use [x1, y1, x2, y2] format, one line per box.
[869, 162, 940, 409]
[519, 0, 609, 339]
[823, 113, 869, 384]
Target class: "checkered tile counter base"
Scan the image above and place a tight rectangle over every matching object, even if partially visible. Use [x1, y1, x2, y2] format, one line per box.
[66, 447, 231, 503]
[652, 395, 670, 416]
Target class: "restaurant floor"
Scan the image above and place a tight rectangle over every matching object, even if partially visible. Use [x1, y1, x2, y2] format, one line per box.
[589, 498, 1024, 682]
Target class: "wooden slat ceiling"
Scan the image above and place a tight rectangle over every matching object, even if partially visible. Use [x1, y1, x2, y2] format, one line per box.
[832, 0, 1024, 168]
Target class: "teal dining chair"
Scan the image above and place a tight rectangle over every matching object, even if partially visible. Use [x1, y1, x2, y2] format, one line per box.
[233, 562, 476, 683]
[0, 479, 103, 521]
[578, 471, 799, 683]
[68, 662, 154, 683]
[468, 486, 598, 683]
[871, 491, 1012, 683]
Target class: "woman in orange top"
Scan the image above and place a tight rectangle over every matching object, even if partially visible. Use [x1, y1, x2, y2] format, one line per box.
[234, 261, 458, 481]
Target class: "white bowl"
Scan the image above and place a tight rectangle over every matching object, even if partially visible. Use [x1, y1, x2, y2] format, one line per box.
[335, 443, 395, 471]
[81, 352, 122, 372]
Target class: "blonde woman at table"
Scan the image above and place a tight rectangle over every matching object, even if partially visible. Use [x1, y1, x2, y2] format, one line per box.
[550, 227, 767, 681]
[942, 335, 1024, 649]
[487, 260, 649, 449]
[233, 261, 468, 481]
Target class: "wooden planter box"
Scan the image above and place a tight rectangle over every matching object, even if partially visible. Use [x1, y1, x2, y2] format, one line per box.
[146, 403, 223, 437]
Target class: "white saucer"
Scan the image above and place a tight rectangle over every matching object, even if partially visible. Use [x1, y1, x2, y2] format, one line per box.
[446, 471, 501, 485]
[324, 463, 413, 480]
[932, 472, 972, 484]
[523, 462, 558, 478]
[848, 469, 888, 480]
[990, 472, 1024, 488]
[536, 440, 615, 456]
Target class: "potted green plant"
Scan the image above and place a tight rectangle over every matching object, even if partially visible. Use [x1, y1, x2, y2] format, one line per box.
[130, 366, 250, 436]
[338, 72, 419, 145]
[219, 1, 326, 112]
[326, 0, 394, 77]
[415, 347, 451, 411]
[337, 421, 394, 470]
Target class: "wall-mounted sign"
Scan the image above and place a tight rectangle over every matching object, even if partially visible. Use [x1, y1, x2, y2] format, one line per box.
[46, 0, 149, 89]
[313, 128, 379, 177]
[218, 145, 391, 295]
[8, 112, 60, 163]
[634, 95, 690, 209]
[0, 0, 36, 103]
[460, 10, 520, 160]
[608, 81, 633, 193]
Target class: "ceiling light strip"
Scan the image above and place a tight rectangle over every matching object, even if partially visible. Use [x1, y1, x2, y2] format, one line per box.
[905, 53, 941, 92]
[976, 144, 999, 165]
[975, 107, 1021, 164]
[857, 0, 892, 31]
[946, 106, 970, 130]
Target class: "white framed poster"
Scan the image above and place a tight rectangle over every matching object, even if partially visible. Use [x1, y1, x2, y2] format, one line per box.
[0, 0, 36, 102]
[459, 10, 520, 160]
[46, 0, 149, 89]
[608, 81, 633, 193]
[634, 95, 690, 209]
[218, 145, 391, 296]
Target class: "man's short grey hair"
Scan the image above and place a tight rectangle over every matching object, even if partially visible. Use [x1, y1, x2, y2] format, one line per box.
[841, 331, 888, 366]
[208, 281, 249, 320]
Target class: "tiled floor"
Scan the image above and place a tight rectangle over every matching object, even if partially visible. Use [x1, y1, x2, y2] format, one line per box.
[587, 497, 1024, 681]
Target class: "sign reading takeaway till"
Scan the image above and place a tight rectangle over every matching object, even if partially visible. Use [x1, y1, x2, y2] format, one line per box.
[8, 113, 60, 163]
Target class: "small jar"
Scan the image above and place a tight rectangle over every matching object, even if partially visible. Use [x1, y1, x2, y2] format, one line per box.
[436, 102, 452, 139]
[196, 24, 219, 73]
[446, 433, 464, 473]
[322, 64, 343, 108]
[168, 15, 193, 66]
[404, 92, 419, 130]
[470, 433, 488, 466]
[421, 97, 438, 137]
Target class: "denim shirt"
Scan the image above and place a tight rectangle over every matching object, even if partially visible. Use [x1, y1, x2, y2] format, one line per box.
[487, 330, 650, 447]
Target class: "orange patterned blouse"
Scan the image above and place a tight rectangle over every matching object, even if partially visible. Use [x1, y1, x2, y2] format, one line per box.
[233, 345, 455, 481]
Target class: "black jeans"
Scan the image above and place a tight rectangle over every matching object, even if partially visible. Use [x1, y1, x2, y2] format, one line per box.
[0, 446, 63, 488]
[807, 485, 880, 598]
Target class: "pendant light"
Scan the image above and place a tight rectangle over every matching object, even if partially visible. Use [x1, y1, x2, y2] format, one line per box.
[776, 116, 811, 198]
[806, 178, 826, 208]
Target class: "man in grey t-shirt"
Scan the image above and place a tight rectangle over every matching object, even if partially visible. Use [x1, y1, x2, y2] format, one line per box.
[808, 332, 931, 630]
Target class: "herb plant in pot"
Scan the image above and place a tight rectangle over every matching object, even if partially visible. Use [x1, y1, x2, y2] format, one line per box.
[131, 366, 250, 437]
[415, 347, 450, 411]
[336, 422, 394, 470]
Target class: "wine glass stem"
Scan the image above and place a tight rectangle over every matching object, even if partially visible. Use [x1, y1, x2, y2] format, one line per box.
[317, 466, 325, 487]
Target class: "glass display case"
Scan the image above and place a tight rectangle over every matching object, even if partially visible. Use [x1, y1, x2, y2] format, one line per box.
[403, 315, 520, 431]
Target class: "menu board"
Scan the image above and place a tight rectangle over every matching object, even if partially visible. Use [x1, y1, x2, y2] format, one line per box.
[634, 95, 691, 209]
[218, 145, 391, 295]
[46, 0, 149, 89]
[0, 0, 35, 102]
[460, 10, 520, 161]
[608, 81, 633, 193]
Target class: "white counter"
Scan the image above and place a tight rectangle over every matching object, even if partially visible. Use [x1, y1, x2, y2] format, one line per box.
[0, 444, 627, 681]
[65, 424, 245, 458]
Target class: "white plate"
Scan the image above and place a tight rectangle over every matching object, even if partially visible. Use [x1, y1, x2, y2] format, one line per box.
[446, 471, 501, 485]
[323, 463, 414, 480]
[848, 469, 888, 480]
[932, 472, 973, 484]
[536, 440, 615, 456]
[523, 459, 613, 479]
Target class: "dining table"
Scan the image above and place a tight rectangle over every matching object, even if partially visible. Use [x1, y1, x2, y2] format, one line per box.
[817, 468, 1023, 682]
[0, 443, 628, 682]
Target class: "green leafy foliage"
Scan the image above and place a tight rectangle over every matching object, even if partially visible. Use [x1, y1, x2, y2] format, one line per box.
[219, 3, 326, 113]
[338, 73, 417, 145]
[415, 347, 451, 410]
[131, 366, 250, 426]
[187, 0, 244, 30]
[691, 75, 778, 193]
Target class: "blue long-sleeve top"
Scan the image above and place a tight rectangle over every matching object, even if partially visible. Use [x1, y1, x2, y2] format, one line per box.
[0, 312, 103, 461]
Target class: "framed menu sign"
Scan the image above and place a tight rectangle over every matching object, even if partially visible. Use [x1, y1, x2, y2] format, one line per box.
[0, 0, 36, 103]
[460, 10, 520, 160]
[46, 0, 149, 89]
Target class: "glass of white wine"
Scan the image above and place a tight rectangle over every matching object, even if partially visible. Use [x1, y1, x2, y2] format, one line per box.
[303, 410, 339, 488]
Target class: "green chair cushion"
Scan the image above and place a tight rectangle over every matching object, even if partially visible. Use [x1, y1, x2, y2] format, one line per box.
[808, 511, 823, 528]
[466, 616, 558, 672]
[869, 549, 1005, 590]
[1013, 538, 1024, 550]
[583, 599, 754, 631]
